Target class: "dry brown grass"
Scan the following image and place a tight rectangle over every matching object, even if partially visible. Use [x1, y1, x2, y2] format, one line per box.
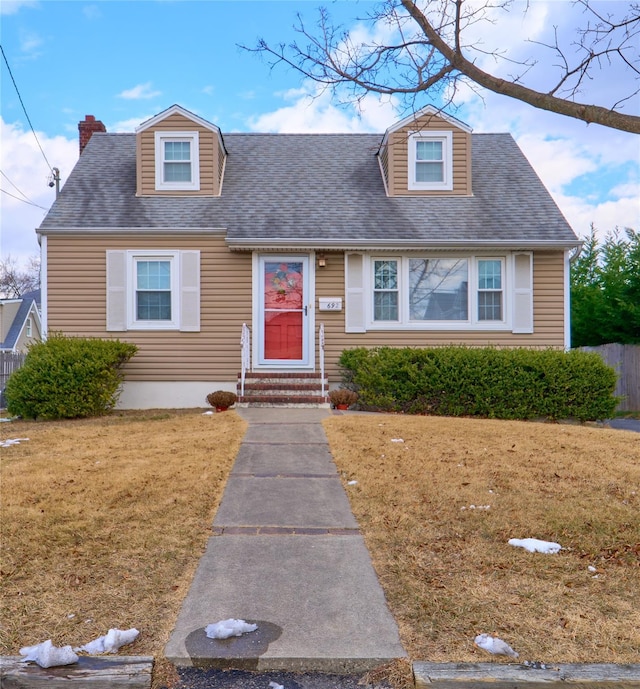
[324, 414, 640, 665]
[2, 409, 638, 687]
[0, 409, 246, 686]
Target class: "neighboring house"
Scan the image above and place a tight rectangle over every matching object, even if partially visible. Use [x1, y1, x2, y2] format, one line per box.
[0, 289, 42, 353]
[37, 105, 580, 409]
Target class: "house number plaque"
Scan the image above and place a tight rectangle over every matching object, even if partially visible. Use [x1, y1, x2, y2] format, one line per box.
[319, 297, 343, 311]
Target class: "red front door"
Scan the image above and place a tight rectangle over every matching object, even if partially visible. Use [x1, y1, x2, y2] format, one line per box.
[263, 260, 305, 361]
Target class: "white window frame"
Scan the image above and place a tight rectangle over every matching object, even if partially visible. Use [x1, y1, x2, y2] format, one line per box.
[373, 258, 401, 323]
[127, 251, 180, 330]
[477, 258, 505, 322]
[154, 131, 200, 191]
[26, 316, 32, 337]
[408, 130, 453, 191]
[367, 254, 511, 331]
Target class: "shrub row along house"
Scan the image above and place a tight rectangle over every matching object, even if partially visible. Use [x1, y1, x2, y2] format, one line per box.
[36, 105, 580, 408]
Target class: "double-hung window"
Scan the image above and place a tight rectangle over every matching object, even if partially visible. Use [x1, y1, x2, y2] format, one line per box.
[477, 259, 503, 321]
[408, 131, 453, 191]
[373, 260, 399, 321]
[154, 131, 200, 191]
[130, 254, 178, 329]
[135, 259, 173, 323]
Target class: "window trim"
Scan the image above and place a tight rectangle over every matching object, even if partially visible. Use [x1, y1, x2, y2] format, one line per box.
[127, 251, 180, 330]
[154, 131, 200, 191]
[368, 254, 511, 330]
[408, 130, 453, 191]
[476, 258, 505, 323]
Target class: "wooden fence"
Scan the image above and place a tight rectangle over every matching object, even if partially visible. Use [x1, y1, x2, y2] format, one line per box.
[580, 343, 640, 412]
[0, 351, 26, 409]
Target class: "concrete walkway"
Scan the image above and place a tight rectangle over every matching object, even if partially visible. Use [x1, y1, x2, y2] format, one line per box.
[165, 408, 406, 673]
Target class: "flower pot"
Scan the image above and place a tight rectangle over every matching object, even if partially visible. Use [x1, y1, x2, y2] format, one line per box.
[216, 406, 229, 412]
[336, 403, 349, 410]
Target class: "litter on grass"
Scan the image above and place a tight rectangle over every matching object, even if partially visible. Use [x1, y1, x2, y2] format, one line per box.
[508, 538, 562, 554]
[20, 640, 79, 668]
[474, 633, 519, 658]
[75, 628, 139, 654]
[390, 438, 404, 443]
[269, 683, 284, 689]
[205, 619, 258, 639]
[347, 480, 358, 485]
[1, 438, 29, 448]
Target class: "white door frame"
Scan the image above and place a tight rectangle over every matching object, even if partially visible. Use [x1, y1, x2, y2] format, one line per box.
[252, 252, 316, 369]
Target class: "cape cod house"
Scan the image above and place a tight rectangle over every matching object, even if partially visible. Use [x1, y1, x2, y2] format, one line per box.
[36, 105, 580, 408]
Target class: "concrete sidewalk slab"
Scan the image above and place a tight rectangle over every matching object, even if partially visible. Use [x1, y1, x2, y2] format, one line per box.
[213, 477, 359, 529]
[166, 407, 406, 674]
[164, 534, 406, 672]
[231, 443, 336, 476]
[237, 409, 331, 425]
[242, 422, 329, 445]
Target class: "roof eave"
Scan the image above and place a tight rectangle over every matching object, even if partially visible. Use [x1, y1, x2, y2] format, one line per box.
[226, 238, 582, 252]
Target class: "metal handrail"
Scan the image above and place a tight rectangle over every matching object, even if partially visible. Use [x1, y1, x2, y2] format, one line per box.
[240, 323, 251, 397]
[319, 322, 326, 401]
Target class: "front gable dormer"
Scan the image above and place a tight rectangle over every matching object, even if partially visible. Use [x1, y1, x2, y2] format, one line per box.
[378, 105, 472, 197]
[135, 105, 227, 196]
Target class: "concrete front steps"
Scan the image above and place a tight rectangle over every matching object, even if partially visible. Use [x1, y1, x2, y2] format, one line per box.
[237, 372, 330, 408]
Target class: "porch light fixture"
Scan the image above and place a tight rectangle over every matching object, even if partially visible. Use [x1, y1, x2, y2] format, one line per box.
[317, 253, 327, 267]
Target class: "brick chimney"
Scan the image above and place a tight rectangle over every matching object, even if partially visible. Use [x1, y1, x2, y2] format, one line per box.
[78, 115, 106, 154]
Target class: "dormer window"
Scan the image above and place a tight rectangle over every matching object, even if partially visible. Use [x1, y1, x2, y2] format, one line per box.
[408, 131, 453, 191]
[154, 131, 200, 191]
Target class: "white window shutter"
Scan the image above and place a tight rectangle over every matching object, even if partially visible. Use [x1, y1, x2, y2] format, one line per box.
[345, 253, 366, 333]
[512, 252, 533, 333]
[180, 250, 200, 332]
[106, 250, 127, 331]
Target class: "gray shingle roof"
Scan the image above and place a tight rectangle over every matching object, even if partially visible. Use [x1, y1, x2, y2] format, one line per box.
[38, 131, 578, 248]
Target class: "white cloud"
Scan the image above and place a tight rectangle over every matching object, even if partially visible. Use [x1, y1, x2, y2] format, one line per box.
[83, 4, 102, 20]
[0, 1, 38, 15]
[248, 82, 399, 133]
[0, 118, 78, 268]
[117, 82, 162, 100]
[19, 30, 43, 55]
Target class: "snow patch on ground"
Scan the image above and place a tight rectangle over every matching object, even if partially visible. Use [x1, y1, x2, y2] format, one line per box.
[508, 538, 562, 554]
[20, 640, 79, 668]
[1, 438, 29, 447]
[205, 619, 258, 639]
[75, 628, 139, 654]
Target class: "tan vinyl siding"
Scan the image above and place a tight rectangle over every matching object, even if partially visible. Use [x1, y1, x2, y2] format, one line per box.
[46, 235, 251, 382]
[136, 112, 223, 196]
[315, 251, 566, 381]
[384, 113, 472, 196]
[0, 302, 20, 341]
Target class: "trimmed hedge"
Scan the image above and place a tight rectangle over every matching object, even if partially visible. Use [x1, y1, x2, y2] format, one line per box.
[5, 334, 137, 420]
[339, 346, 618, 422]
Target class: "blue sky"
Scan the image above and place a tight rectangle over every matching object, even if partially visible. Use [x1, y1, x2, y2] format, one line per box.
[1, 0, 639, 267]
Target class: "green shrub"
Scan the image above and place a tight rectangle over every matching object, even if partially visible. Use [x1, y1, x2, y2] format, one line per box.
[339, 346, 618, 422]
[5, 334, 138, 419]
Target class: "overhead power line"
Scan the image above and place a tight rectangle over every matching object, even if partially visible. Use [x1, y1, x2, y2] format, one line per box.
[1, 169, 39, 206]
[0, 43, 54, 174]
[0, 187, 48, 211]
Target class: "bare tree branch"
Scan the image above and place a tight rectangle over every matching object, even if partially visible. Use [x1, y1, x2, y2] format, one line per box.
[246, 0, 640, 133]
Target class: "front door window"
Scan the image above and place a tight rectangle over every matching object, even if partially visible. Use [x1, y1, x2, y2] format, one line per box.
[263, 260, 305, 361]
